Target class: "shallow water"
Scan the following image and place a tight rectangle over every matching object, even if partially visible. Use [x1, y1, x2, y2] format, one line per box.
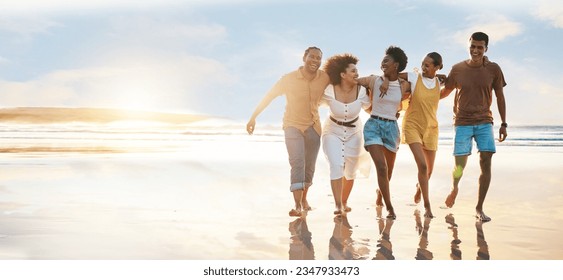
[0, 122, 562, 259]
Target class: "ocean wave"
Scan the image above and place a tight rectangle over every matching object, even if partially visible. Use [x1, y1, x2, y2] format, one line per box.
[0, 123, 561, 154]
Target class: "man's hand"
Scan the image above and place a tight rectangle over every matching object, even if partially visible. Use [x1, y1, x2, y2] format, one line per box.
[498, 126, 507, 142]
[379, 77, 389, 98]
[246, 119, 256, 135]
[436, 74, 446, 85]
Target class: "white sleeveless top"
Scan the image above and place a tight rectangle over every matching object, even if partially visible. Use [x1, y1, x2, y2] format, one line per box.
[371, 76, 402, 120]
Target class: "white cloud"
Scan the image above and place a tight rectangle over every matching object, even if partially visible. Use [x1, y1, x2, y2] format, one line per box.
[0, 16, 61, 37]
[0, 0, 184, 15]
[0, 0, 267, 16]
[0, 52, 235, 112]
[452, 14, 522, 46]
[496, 58, 563, 125]
[435, 0, 533, 12]
[107, 16, 228, 50]
[533, 0, 563, 28]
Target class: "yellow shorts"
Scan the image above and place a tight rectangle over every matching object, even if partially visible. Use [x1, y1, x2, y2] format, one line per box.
[402, 125, 438, 151]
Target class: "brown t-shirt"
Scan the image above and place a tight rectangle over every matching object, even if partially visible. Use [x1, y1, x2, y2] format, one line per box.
[265, 67, 330, 134]
[445, 61, 507, 125]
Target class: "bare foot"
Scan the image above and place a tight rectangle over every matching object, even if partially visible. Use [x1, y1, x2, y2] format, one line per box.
[414, 183, 421, 204]
[386, 208, 396, 220]
[376, 189, 383, 206]
[445, 187, 458, 208]
[424, 208, 434, 219]
[344, 205, 352, 212]
[303, 201, 312, 211]
[476, 210, 491, 222]
[289, 209, 302, 217]
[334, 208, 342, 216]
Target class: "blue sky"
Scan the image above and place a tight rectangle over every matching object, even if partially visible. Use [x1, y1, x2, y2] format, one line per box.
[1, 0, 562, 125]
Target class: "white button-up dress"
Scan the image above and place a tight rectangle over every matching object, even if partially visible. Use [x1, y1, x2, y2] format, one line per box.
[321, 85, 372, 180]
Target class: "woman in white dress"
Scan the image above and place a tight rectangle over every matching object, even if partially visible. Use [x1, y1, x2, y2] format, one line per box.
[321, 54, 371, 215]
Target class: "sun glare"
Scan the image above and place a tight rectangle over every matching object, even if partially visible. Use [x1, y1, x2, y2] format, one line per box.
[111, 79, 162, 112]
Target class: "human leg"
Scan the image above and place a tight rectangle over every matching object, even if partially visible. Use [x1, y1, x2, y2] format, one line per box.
[409, 143, 426, 205]
[331, 178, 343, 215]
[446, 125, 473, 208]
[303, 126, 321, 211]
[476, 152, 493, 221]
[383, 147, 397, 219]
[342, 178, 354, 212]
[285, 127, 306, 215]
[413, 148, 436, 206]
[424, 149, 437, 179]
[474, 123, 496, 221]
[367, 144, 395, 219]
[424, 149, 436, 217]
[445, 155, 468, 208]
[409, 143, 433, 217]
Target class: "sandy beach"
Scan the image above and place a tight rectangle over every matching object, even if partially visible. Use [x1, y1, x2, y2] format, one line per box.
[0, 120, 562, 260]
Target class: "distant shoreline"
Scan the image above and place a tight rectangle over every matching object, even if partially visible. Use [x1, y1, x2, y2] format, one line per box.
[0, 107, 208, 124]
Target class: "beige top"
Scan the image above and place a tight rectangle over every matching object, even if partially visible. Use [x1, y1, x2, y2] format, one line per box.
[265, 67, 330, 134]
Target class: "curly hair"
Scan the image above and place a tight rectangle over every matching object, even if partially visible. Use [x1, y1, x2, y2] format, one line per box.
[385, 46, 408, 73]
[323, 53, 359, 85]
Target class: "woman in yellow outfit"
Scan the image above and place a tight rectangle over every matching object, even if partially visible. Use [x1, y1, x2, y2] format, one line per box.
[400, 52, 444, 218]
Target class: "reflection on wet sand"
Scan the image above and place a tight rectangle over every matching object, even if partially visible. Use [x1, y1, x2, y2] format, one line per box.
[288, 217, 315, 260]
[445, 214, 462, 260]
[445, 214, 490, 260]
[329, 215, 369, 260]
[476, 221, 490, 260]
[373, 206, 395, 260]
[414, 209, 433, 260]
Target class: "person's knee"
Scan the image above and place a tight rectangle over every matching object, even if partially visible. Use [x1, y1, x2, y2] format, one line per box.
[427, 167, 434, 178]
[418, 163, 429, 176]
[479, 152, 493, 168]
[452, 164, 464, 179]
[374, 162, 388, 176]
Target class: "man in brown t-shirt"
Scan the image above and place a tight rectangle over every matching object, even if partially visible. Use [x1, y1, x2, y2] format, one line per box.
[440, 32, 508, 222]
[247, 47, 330, 217]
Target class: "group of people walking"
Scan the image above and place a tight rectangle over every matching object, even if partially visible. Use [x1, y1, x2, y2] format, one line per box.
[246, 31, 507, 222]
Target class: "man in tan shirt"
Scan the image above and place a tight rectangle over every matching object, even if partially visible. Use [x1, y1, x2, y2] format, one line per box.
[247, 46, 330, 217]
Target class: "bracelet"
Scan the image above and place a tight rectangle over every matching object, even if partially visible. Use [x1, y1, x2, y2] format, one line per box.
[501, 122, 508, 127]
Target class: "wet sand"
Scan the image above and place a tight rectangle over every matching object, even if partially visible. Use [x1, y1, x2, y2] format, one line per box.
[0, 136, 562, 260]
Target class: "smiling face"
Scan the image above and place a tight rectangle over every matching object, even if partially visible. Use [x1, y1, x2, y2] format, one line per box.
[468, 39, 487, 64]
[340, 63, 359, 85]
[421, 56, 440, 78]
[380, 55, 398, 77]
[303, 49, 322, 74]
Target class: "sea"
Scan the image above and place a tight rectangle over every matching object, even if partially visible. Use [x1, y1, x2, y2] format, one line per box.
[0, 119, 561, 155]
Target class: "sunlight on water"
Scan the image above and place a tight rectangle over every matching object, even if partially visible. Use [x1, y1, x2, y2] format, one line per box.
[0, 119, 561, 156]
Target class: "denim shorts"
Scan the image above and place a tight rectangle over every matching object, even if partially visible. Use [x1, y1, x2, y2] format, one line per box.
[453, 123, 496, 156]
[363, 117, 400, 153]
